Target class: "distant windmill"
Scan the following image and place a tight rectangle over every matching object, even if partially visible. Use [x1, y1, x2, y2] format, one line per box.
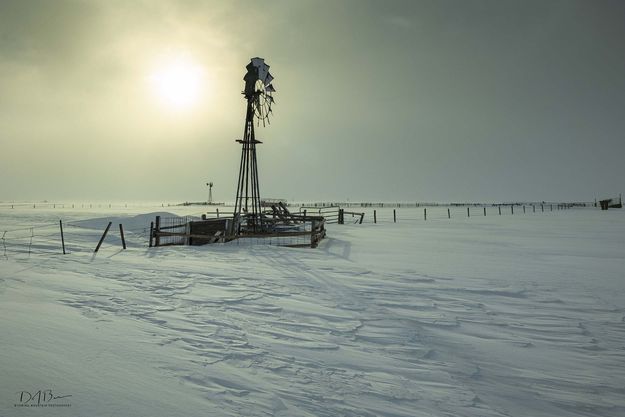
[206, 182, 213, 204]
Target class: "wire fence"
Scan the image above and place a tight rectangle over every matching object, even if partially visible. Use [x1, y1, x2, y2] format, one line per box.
[357, 203, 583, 224]
[292, 201, 595, 209]
[0, 203, 594, 259]
[0, 202, 185, 210]
[0, 220, 154, 260]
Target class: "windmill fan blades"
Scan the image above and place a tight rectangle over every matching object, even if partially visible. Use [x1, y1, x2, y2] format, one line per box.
[243, 57, 275, 120]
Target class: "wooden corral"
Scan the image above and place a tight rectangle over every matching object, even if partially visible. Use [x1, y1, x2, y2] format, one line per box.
[235, 216, 326, 248]
[150, 216, 232, 247]
[189, 219, 230, 245]
[150, 209, 326, 248]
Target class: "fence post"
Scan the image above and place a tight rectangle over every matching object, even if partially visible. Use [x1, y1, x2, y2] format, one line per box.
[149, 221, 154, 247]
[498, 206, 501, 215]
[59, 220, 66, 255]
[541, 204, 544, 212]
[119, 224, 126, 250]
[467, 207, 470, 217]
[393, 209, 396, 223]
[448, 208, 451, 219]
[155, 216, 161, 247]
[1, 231, 6, 259]
[424, 208, 427, 220]
[374, 210, 377, 224]
[338, 209, 344, 224]
[523, 205, 526, 213]
[216, 208, 220, 218]
[483, 207, 486, 216]
[94, 222, 112, 253]
[511, 205, 514, 215]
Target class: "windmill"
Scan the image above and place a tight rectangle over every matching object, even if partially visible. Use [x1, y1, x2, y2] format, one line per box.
[233, 57, 276, 232]
[206, 182, 213, 204]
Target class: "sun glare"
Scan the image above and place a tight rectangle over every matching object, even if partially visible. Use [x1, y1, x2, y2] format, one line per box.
[149, 56, 205, 111]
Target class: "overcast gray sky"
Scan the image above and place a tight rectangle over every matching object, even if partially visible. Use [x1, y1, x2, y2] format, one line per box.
[1, 0, 623, 203]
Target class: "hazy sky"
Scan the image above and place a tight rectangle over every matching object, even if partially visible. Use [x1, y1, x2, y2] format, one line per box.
[1, 0, 624, 203]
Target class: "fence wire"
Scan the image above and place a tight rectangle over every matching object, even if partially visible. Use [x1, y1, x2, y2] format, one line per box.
[0, 204, 582, 259]
[0, 220, 143, 259]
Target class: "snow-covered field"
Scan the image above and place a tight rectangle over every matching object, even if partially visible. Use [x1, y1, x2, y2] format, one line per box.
[1, 205, 624, 417]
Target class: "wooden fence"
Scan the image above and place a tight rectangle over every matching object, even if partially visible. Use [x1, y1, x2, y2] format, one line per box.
[298, 206, 364, 224]
[299, 206, 340, 223]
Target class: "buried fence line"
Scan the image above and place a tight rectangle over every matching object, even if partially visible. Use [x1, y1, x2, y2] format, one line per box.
[0, 202, 182, 211]
[0, 203, 589, 257]
[358, 203, 584, 224]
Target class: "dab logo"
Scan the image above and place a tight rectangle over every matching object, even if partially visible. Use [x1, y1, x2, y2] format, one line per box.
[15, 389, 72, 408]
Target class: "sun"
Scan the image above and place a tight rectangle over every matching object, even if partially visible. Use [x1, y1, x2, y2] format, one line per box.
[148, 56, 205, 111]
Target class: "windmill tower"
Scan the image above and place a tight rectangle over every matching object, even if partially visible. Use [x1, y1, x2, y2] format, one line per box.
[206, 182, 213, 204]
[233, 57, 276, 232]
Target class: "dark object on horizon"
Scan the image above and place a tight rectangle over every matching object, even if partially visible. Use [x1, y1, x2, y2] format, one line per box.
[599, 194, 622, 210]
[180, 201, 225, 206]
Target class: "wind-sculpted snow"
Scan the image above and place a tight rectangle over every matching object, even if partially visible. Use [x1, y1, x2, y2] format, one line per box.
[1, 207, 624, 416]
